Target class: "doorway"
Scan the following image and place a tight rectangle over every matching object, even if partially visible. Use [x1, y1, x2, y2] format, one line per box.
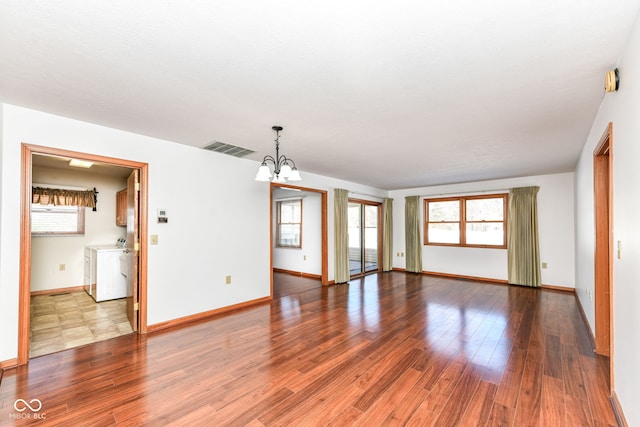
[18, 143, 149, 365]
[348, 199, 382, 277]
[593, 122, 613, 388]
[269, 183, 328, 297]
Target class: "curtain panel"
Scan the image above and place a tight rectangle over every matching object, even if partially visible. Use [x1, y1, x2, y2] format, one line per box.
[507, 186, 541, 287]
[334, 188, 350, 284]
[32, 187, 96, 208]
[382, 198, 393, 272]
[405, 196, 422, 273]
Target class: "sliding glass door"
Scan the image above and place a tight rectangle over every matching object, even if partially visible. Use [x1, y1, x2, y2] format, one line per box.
[348, 200, 381, 277]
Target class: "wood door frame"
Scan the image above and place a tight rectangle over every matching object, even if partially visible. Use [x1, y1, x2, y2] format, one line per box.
[126, 169, 140, 332]
[593, 123, 613, 384]
[348, 198, 383, 278]
[18, 143, 149, 365]
[270, 183, 328, 295]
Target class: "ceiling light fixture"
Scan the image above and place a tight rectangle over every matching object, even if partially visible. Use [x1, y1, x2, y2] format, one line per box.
[255, 126, 302, 183]
[69, 159, 94, 168]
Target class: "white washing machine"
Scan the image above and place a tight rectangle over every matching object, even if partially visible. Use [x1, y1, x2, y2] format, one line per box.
[84, 238, 127, 302]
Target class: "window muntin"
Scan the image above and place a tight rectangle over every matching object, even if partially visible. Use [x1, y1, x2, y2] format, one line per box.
[425, 194, 507, 248]
[276, 199, 302, 248]
[31, 204, 86, 236]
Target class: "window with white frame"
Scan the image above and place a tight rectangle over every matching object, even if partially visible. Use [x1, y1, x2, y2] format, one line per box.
[31, 204, 86, 236]
[276, 199, 302, 248]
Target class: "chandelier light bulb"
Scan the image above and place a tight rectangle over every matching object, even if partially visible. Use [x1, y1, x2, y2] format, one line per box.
[255, 164, 272, 181]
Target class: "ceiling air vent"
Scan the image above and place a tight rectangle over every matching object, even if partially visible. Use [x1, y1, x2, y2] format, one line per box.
[202, 141, 254, 158]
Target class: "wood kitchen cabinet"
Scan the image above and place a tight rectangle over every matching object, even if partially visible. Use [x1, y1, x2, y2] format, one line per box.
[116, 189, 127, 226]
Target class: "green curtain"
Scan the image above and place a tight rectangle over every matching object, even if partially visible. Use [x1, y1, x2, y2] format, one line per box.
[382, 198, 393, 272]
[508, 186, 541, 287]
[334, 188, 350, 284]
[405, 196, 422, 273]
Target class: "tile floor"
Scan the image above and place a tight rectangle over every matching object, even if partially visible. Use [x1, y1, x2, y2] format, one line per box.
[30, 290, 133, 358]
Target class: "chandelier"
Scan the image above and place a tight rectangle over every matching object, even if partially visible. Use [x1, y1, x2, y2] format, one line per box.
[255, 126, 302, 183]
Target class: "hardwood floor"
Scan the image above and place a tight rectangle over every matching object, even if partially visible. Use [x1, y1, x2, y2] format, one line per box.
[0, 272, 616, 426]
[272, 272, 322, 299]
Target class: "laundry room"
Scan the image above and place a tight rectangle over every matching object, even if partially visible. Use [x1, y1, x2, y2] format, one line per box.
[29, 153, 134, 357]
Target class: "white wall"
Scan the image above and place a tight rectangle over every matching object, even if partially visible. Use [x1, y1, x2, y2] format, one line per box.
[0, 103, 7, 357]
[0, 104, 388, 362]
[272, 189, 322, 275]
[31, 166, 127, 292]
[575, 10, 640, 424]
[0, 105, 271, 361]
[390, 172, 575, 287]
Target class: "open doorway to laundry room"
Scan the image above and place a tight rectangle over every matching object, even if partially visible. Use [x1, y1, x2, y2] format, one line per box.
[270, 183, 328, 298]
[18, 144, 148, 365]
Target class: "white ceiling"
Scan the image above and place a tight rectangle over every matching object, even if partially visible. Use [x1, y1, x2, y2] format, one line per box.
[2, 1, 639, 190]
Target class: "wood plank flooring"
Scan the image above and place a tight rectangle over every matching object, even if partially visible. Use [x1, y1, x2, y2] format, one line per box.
[0, 272, 616, 426]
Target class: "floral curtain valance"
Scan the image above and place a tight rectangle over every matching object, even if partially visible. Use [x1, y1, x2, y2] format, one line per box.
[32, 187, 97, 208]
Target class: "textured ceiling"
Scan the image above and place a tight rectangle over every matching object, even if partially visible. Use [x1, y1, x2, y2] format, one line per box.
[2, 1, 639, 189]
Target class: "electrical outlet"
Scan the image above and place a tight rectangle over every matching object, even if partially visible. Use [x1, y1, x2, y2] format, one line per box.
[541, 262, 548, 269]
[58, 264, 65, 271]
[225, 275, 231, 285]
[151, 235, 159, 245]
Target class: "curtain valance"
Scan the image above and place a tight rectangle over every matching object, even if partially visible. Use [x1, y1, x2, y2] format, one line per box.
[32, 187, 97, 208]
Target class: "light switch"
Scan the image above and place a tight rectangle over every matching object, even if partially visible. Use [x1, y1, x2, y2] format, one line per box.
[151, 235, 158, 245]
[618, 240, 622, 259]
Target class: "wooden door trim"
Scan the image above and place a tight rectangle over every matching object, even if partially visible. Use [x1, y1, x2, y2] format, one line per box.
[18, 144, 32, 364]
[270, 183, 328, 293]
[19, 143, 149, 365]
[592, 123, 613, 386]
[126, 170, 140, 332]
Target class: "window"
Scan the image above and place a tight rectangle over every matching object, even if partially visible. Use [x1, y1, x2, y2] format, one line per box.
[424, 194, 507, 248]
[276, 199, 302, 248]
[31, 204, 86, 236]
